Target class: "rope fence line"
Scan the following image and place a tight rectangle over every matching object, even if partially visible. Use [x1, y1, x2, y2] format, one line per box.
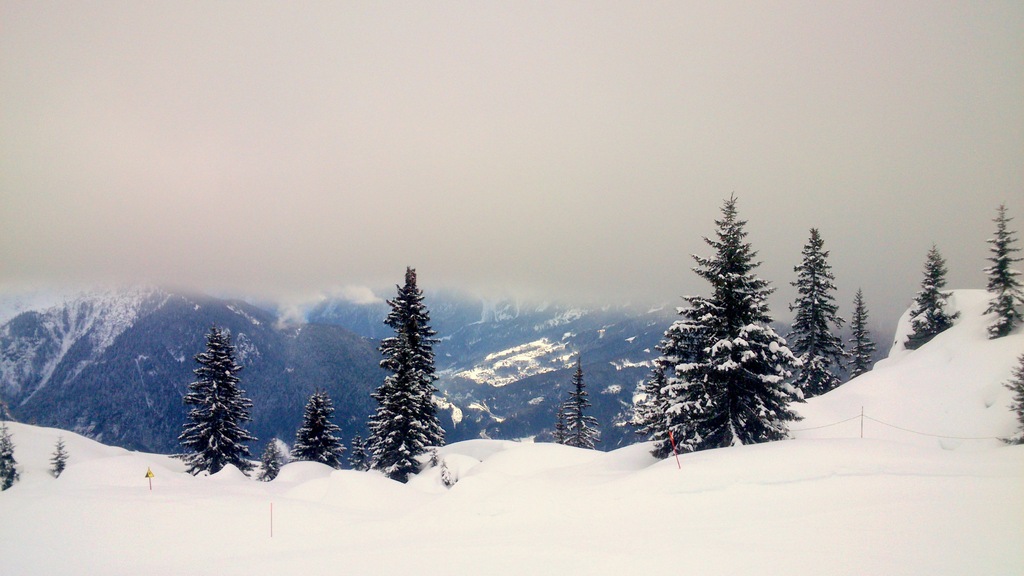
[862, 415, 1002, 440]
[789, 414, 862, 432]
[790, 408, 1003, 441]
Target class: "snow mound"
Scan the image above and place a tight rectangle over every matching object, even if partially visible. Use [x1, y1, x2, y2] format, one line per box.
[796, 289, 1022, 448]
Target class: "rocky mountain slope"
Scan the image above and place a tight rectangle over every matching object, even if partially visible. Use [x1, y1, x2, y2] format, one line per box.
[0, 289, 382, 453]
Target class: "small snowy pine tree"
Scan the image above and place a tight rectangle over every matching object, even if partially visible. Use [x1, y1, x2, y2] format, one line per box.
[368, 267, 446, 482]
[563, 358, 599, 449]
[440, 459, 455, 488]
[50, 436, 68, 478]
[984, 204, 1023, 339]
[553, 401, 569, 444]
[348, 434, 369, 471]
[658, 195, 800, 453]
[788, 228, 848, 398]
[257, 440, 285, 482]
[178, 326, 256, 476]
[0, 422, 18, 490]
[1004, 353, 1024, 445]
[847, 288, 877, 379]
[906, 245, 959, 350]
[292, 390, 346, 469]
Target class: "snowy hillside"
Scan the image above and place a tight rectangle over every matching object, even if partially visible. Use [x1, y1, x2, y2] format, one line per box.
[795, 290, 1022, 447]
[0, 289, 1021, 575]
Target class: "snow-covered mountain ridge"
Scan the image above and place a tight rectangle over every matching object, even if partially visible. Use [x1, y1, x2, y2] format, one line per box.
[0, 287, 166, 404]
[0, 289, 384, 452]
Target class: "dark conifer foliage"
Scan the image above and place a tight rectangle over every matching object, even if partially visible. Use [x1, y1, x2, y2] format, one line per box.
[788, 228, 847, 398]
[552, 401, 568, 445]
[984, 205, 1023, 339]
[178, 326, 256, 476]
[50, 436, 68, 478]
[257, 440, 284, 482]
[649, 196, 800, 454]
[347, 435, 369, 471]
[368, 267, 445, 482]
[633, 367, 672, 457]
[562, 359, 599, 449]
[292, 390, 346, 469]
[905, 246, 959, 350]
[847, 288, 877, 379]
[0, 422, 19, 490]
[1005, 353, 1024, 445]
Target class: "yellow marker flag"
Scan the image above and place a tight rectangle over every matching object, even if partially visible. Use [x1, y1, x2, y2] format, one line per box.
[145, 467, 155, 478]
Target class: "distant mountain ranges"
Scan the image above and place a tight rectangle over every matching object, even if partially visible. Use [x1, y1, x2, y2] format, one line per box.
[0, 287, 886, 455]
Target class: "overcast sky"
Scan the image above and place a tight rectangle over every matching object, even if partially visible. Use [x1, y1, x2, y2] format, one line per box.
[1, 1, 1022, 332]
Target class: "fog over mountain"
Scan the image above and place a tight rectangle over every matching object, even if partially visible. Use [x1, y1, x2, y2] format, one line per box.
[2, 2, 1022, 336]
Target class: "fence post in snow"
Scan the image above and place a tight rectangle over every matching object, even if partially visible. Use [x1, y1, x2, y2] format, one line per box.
[669, 430, 681, 469]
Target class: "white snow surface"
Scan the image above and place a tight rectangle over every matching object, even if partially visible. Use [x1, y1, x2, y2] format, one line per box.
[1, 289, 1022, 575]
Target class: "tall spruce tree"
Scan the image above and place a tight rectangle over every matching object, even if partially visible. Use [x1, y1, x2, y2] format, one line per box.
[788, 228, 847, 398]
[563, 358, 599, 449]
[0, 422, 18, 490]
[50, 436, 69, 478]
[653, 195, 800, 454]
[292, 390, 346, 469]
[1004, 353, 1024, 445]
[847, 288, 877, 379]
[257, 440, 284, 482]
[984, 204, 1023, 339]
[368, 267, 445, 482]
[178, 326, 256, 476]
[905, 245, 959, 350]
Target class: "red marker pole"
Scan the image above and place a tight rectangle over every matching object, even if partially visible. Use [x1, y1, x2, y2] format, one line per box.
[668, 430, 681, 469]
[270, 502, 274, 538]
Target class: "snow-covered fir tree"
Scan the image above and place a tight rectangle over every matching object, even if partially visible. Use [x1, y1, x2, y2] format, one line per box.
[291, 390, 346, 469]
[652, 195, 800, 454]
[1005, 354, 1024, 445]
[440, 460, 455, 488]
[640, 319, 706, 458]
[552, 400, 569, 444]
[632, 366, 672, 458]
[562, 358, 599, 449]
[347, 435, 369, 471]
[0, 422, 18, 490]
[984, 204, 1023, 339]
[368, 267, 446, 482]
[905, 245, 959, 350]
[847, 288, 877, 379]
[788, 228, 847, 398]
[50, 436, 68, 478]
[257, 440, 285, 482]
[178, 326, 256, 476]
